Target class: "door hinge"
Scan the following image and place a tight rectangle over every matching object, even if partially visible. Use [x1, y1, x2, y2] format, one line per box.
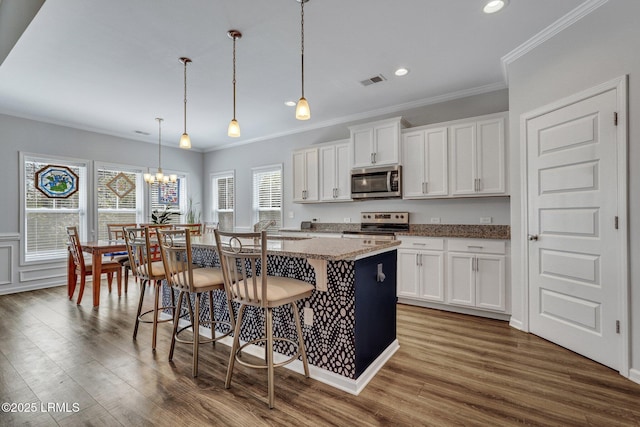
[616, 320, 620, 334]
[614, 112, 618, 126]
[615, 216, 619, 229]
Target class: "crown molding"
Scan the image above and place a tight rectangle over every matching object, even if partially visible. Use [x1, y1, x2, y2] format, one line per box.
[501, 0, 610, 84]
[206, 81, 507, 152]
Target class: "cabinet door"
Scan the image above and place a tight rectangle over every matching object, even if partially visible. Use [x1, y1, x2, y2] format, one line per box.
[397, 249, 420, 298]
[447, 252, 475, 306]
[476, 254, 505, 311]
[334, 142, 352, 200]
[292, 150, 307, 202]
[402, 131, 426, 198]
[418, 251, 445, 302]
[352, 128, 374, 167]
[292, 149, 318, 202]
[372, 122, 400, 165]
[449, 123, 476, 196]
[476, 118, 506, 195]
[424, 127, 448, 196]
[319, 145, 337, 201]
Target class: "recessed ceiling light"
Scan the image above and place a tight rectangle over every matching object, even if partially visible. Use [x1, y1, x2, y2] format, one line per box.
[285, 101, 296, 107]
[394, 68, 409, 77]
[483, 0, 508, 14]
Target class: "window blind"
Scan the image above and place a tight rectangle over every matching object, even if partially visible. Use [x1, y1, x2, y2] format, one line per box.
[96, 167, 140, 240]
[212, 173, 234, 231]
[252, 165, 282, 229]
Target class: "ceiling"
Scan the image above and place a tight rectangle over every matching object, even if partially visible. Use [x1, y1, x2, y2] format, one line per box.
[0, 0, 589, 151]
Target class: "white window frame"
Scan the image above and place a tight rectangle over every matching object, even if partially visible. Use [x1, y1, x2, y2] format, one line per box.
[147, 173, 188, 225]
[252, 164, 283, 229]
[211, 170, 235, 231]
[20, 152, 90, 264]
[94, 161, 145, 240]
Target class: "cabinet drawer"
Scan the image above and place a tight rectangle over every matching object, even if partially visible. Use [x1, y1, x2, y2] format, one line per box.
[447, 238, 505, 254]
[398, 237, 444, 251]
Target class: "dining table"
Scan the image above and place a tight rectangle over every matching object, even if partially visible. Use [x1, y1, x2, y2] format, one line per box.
[68, 240, 128, 307]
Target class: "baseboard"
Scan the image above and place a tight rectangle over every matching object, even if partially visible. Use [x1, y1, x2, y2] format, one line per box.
[168, 315, 399, 395]
[629, 368, 640, 385]
[509, 317, 524, 331]
[397, 298, 511, 322]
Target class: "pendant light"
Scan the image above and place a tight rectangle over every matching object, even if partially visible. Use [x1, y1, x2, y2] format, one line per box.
[144, 118, 176, 184]
[295, 0, 310, 120]
[179, 57, 192, 149]
[227, 30, 242, 137]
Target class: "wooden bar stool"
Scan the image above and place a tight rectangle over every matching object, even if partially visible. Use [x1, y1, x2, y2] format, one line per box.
[214, 230, 314, 408]
[157, 228, 235, 377]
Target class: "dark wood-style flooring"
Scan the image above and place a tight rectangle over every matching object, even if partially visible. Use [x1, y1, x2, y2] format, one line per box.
[1, 280, 639, 426]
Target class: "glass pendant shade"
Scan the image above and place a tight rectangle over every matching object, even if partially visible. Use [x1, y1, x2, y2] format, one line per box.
[169, 174, 178, 183]
[179, 133, 191, 149]
[296, 97, 310, 120]
[228, 119, 241, 137]
[144, 172, 152, 182]
[155, 170, 164, 181]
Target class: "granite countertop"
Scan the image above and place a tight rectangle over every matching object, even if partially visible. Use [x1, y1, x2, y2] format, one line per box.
[191, 234, 400, 261]
[278, 223, 510, 240]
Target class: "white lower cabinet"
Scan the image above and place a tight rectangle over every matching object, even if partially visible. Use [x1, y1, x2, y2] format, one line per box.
[398, 236, 508, 317]
[398, 238, 445, 302]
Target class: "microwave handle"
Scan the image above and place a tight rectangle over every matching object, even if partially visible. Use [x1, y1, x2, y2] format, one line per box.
[387, 171, 392, 192]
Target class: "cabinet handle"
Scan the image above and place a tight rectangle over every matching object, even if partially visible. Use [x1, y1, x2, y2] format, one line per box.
[373, 152, 377, 163]
[475, 257, 479, 272]
[424, 181, 428, 194]
[412, 243, 427, 246]
[416, 253, 420, 266]
[303, 190, 307, 200]
[371, 153, 374, 164]
[333, 188, 337, 198]
[467, 245, 483, 249]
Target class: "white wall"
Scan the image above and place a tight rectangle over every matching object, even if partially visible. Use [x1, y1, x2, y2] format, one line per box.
[203, 90, 511, 230]
[0, 113, 204, 293]
[507, 0, 640, 375]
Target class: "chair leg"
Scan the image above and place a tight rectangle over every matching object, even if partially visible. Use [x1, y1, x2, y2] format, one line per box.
[124, 266, 130, 294]
[169, 291, 184, 361]
[291, 302, 310, 378]
[76, 275, 87, 304]
[152, 281, 161, 351]
[133, 279, 147, 339]
[209, 290, 216, 347]
[266, 307, 275, 409]
[107, 272, 113, 293]
[69, 272, 77, 301]
[192, 293, 200, 377]
[116, 268, 122, 296]
[225, 303, 245, 389]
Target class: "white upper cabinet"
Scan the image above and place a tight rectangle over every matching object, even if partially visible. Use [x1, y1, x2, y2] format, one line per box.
[402, 127, 448, 198]
[319, 140, 352, 202]
[450, 116, 506, 196]
[292, 147, 319, 203]
[350, 117, 402, 167]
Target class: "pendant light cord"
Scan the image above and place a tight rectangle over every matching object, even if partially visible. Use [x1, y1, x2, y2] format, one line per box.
[300, 0, 305, 98]
[232, 35, 237, 120]
[183, 60, 188, 134]
[157, 117, 163, 171]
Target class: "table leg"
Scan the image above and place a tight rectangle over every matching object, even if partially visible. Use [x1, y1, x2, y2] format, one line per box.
[67, 251, 74, 298]
[93, 251, 102, 307]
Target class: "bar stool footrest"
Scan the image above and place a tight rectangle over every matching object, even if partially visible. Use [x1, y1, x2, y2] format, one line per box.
[235, 337, 301, 369]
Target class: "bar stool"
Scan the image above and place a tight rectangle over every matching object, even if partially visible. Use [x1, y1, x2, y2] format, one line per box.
[214, 230, 314, 408]
[124, 226, 175, 351]
[157, 228, 235, 377]
[106, 223, 137, 293]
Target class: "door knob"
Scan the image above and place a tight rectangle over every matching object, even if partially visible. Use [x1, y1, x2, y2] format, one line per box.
[528, 234, 539, 241]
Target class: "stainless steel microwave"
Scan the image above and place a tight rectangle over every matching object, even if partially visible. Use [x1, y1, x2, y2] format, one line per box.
[350, 165, 402, 199]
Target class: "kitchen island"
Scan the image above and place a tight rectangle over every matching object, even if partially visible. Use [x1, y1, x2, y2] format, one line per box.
[162, 235, 400, 394]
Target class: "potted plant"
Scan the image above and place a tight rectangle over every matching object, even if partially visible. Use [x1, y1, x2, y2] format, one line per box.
[185, 198, 201, 224]
[151, 205, 178, 224]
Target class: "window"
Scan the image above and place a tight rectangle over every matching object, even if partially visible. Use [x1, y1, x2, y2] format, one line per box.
[96, 166, 144, 240]
[252, 164, 282, 230]
[22, 155, 88, 262]
[211, 171, 234, 231]
[149, 177, 186, 225]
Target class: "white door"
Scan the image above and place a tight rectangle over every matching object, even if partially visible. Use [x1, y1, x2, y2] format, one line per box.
[476, 118, 505, 194]
[402, 131, 426, 198]
[320, 145, 337, 201]
[424, 128, 448, 197]
[526, 88, 621, 369]
[447, 252, 475, 307]
[418, 251, 445, 302]
[334, 142, 351, 200]
[450, 123, 476, 196]
[397, 250, 420, 298]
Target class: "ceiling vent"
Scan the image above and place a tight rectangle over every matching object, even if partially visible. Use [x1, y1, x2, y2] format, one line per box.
[360, 74, 387, 87]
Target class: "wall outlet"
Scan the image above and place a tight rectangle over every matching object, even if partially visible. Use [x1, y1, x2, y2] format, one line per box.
[480, 217, 492, 224]
[344, 217, 351, 223]
[288, 211, 294, 219]
[430, 217, 441, 224]
[312, 218, 318, 223]
[304, 307, 314, 326]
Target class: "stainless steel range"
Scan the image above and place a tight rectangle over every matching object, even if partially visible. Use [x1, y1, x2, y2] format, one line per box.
[342, 211, 409, 241]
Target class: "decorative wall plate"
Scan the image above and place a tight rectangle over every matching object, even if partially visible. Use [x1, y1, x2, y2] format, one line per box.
[107, 172, 135, 199]
[34, 164, 79, 199]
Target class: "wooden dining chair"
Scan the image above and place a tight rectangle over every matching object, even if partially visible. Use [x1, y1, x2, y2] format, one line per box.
[124, 226, 175, 351]
[202, 222, 218, 234]
[158, 228, 234, 377]
[214, 229, 314, 408]
[106, 223, 137, 292]
[173, 223, 202, 236]
[66, 226, 122, 304]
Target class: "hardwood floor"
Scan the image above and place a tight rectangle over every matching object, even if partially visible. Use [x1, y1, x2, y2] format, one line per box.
[1, 281, 639, 426]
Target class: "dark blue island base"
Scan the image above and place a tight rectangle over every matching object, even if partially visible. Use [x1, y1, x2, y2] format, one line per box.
[162, 247, 398, 394]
